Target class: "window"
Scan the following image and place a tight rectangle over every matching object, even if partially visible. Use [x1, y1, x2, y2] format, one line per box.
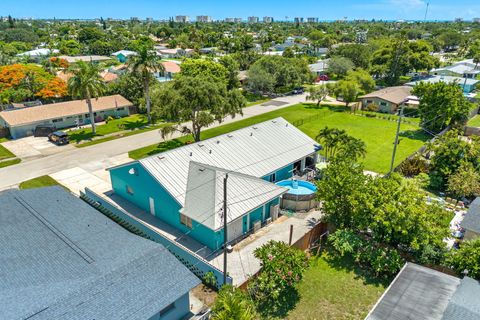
[180, 213, 192, 229]
[380, 102, 387, 107]
[116, 107, 125, 111]
[52, 118, 63, 123]
[126, 185, 134, 195]
[159, 303, 175, 317]
[269, 173, 276, 183]
[366, 100, 373, 104]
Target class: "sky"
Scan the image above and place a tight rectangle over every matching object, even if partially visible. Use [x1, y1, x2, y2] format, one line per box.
[1, 0, 480, 21]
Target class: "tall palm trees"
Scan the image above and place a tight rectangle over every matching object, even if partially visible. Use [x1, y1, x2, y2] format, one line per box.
[68, 61, 106, 134]
[128, 45, 164, 123]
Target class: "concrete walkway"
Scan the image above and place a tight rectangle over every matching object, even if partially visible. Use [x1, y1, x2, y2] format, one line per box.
[0, 94, 306, 190]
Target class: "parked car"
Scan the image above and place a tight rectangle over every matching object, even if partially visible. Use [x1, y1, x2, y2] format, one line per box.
[317, 74, 329, 81]
[292, 87, 305, 94]
[48, 131, 69, 145]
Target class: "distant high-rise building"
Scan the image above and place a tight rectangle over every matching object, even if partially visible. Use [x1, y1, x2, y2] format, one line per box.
[234, 18, 242, 23]
[175, 15, 189, 23]
[196, 15, 212, 23]
[473, 17, 480, 23]
[130, 17, 139, 22]
[248, 16, 259, 23]
[307, 17, 319, 23]
[294, 17, 304, 23]
[225, 17, 235, 23]
[455, 17, 463, 22]
[263, 16, 274, 23]
[146, 17, 153, 22]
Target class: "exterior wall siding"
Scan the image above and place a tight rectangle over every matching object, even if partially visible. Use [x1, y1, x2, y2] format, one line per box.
[148, 292, 191, 320]
[262, 163, 294, 182]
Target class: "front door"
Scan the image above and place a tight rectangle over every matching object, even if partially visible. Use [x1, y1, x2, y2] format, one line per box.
[149, 197, 155, 216]
[227, 218, 244, 242]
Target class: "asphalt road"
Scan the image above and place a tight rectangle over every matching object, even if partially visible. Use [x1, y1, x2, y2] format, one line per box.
[0, 94, 307, 190]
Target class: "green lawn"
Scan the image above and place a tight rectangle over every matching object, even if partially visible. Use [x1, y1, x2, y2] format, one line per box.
[468, 115, 480, 127]
[285, 252, 388, 320]
[130, 104, 428, 173]
[0, 158, 21, 168]
[19, 175, 61, 189]
[67, 114, 170, 145]
[0, 144, 15, 160]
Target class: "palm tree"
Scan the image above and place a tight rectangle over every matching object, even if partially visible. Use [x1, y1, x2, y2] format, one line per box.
[211, 285, 257, 320]
[68, 61, 106, 134]
[128, 45, 164, 123]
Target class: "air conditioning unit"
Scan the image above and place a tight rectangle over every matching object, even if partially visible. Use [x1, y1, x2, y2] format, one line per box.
[265, 217, 272, 225]
[270, 204, 280, 221]
[253, 220, 262, 233]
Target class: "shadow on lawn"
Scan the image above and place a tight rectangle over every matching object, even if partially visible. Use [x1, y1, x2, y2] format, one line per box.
[123, 119, 148, 130]
[145, 139, 186, 157]
[303, 104, 347, 113]
[256, 287, 300, 319]
[315, 247, 392, 288]
[399, 129, 430, 142]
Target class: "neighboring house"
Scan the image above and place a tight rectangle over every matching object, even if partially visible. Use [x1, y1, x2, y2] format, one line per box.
[359, 86, 419, 113]
[16, 48, 59, 60]
[199, 47, 217, 55]
[158, 48, 194, 58]
[462, 197, 480, 240]
[431, 59, 480, 79]
[108, 117, 320, 251]
[57, 55, 112, 64]
[366, 263, 480, 320]
[100, 70, 119, 83]
[0, 186, 200, 320]
[109, 63, 128, 75]
[309, 59, 329, 76]
[0, 94, 134, 139]
[111, 50, 137, 63]
[154, 61, 181, 81]
[406, 75, 480, 93]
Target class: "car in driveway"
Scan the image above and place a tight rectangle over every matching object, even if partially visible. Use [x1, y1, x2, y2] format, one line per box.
[48, 131, 69, 146]
[291, 87, 305, 95]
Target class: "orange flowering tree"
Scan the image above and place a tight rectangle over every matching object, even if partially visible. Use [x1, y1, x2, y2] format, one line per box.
[0, 64, 67, 102]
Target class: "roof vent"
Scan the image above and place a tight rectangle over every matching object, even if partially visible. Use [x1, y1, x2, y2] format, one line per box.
[227, 134, 233, 138]
[209, 150, 212, 154]
[216, 140, 220, 144]
[250, 132, 253, 136]
[189, 152, 193, 156]
[158, 156, 165, 160]
[272, 120, 277, 123]
[198, 144, 204, 147]
[286, 123, 289, 127]
[253, 126, 258, 129]
[198, 168, 205, 172]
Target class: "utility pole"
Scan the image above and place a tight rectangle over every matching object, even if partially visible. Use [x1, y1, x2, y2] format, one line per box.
[388, 105, 405, 175]
[223, 173, 229, 285]
[424, 2, 430, 22]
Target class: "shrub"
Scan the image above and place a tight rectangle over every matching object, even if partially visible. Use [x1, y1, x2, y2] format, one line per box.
[365, 103, 379, 112]
[397, 154, 429, 177]
[446, 239, 480, 280]
[211, 285, 257, 320]
[106, 116, 115, 123]
[202, 271, 218, 289]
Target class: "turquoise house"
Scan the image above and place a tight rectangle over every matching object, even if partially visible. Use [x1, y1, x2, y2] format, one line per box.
[111, 50, 137, 63]
[108, 117, 320, 250]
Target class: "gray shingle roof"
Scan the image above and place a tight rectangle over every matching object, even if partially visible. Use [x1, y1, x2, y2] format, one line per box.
[462, 197, 480, 234]
[443, 277, 480, 320]
[0, 186, 200, 320]
[366, 263, 460, 320]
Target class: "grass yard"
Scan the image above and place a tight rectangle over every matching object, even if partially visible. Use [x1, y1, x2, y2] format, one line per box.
[67, 114, 170, 146]
[285, 251, 388, 320]
[0, 144, 15, 160]
[19, 175, 61, 189]
[468, 115, 480, 127]
[130, 104, 428, 174]
[0, 158, 21, 168]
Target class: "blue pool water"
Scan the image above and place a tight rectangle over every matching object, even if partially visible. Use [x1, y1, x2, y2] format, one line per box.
[276, 180, 317, 195]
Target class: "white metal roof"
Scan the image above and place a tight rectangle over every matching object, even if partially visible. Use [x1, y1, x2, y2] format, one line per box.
[17, 48, 59, 57]
[182, 162, 287, 230]
[139, 117, 318, 208]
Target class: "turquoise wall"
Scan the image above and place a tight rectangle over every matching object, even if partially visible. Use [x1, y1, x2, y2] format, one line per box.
[249, 206, 263, 229]
[147, 292, 190, 320]
[264, 198, 280, 219]
[262, 163, 294, 182]
[110, 163, 223, 250]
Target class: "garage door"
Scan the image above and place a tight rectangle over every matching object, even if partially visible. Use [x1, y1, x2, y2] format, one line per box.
[227, 218, 244, 242]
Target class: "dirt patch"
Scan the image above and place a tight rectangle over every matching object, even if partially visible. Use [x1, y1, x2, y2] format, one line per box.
[191, 284, 218, 307]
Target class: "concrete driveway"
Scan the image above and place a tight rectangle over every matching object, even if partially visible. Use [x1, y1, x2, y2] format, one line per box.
[1, 136, 74, 160]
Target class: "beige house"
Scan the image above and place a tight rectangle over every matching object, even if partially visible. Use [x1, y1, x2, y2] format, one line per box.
[462, 197, 480, 241]
[359, 86, 419, 114]
[0, 95, 134, 139]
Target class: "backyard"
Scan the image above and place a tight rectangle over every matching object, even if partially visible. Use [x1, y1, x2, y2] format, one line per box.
[130, 104, 428, 174]
[67, 114, 170, 147]
[284, 251, 388, 320]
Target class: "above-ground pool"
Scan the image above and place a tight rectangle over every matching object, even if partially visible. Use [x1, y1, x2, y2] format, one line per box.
[276, 180, 318, 212]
